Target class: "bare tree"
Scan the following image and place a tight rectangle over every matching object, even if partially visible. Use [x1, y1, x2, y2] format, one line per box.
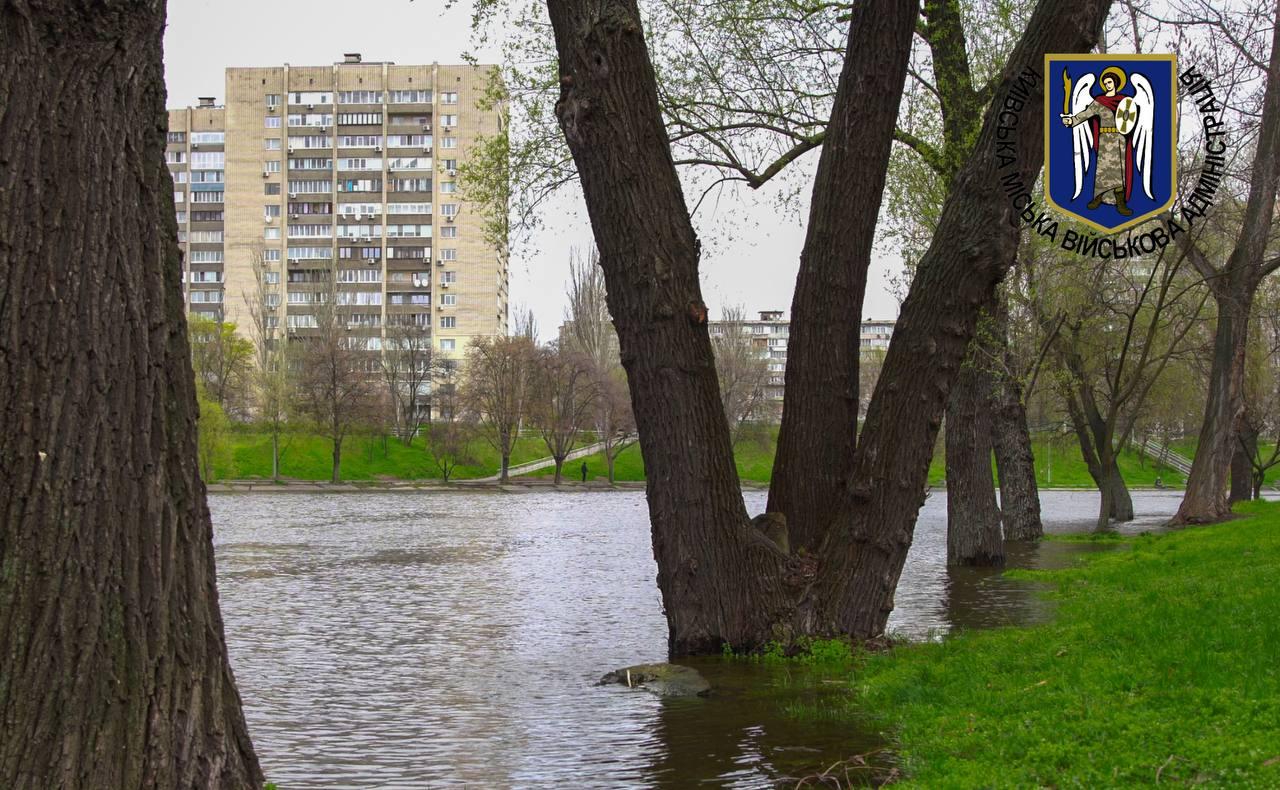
[711, 305, 772, 447]
[0, 2, 261, 782]
[512, 303, 539, 343]
[293, 274, 377, 483]
[243, 246, 294, 481]
[595, 367, 637, 484]
[380, 320, 437, 444]
[530, 345, 600, 484]
[464, 335, 537, 482]
[563, 247, 616, 370]
[424, 362, 477, 482]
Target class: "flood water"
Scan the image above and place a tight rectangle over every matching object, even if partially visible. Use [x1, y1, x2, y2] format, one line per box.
[211, 489, 1186, 788]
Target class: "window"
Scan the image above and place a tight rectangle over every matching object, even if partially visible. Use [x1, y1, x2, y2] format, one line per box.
[167, 131, 186, 143]
[189, 250, 223, 263]
[337, 178, 382, 193]
[390, 178, 432, 192]
[388, 246, 431, 259]
[265, 138, 281, 150]
[347, 313, 382, 328]
[287, 315, 318, 329]
[191, 151, 224, 169]
[288, 291, 327, 305]
[266, 94, 281, 107]
[439, 316, 456, 329]
[387, 134, 431, 147]
[177, 230, 187, 242]
[336, 112, 382, 126]
[338, 269, 382, 283]
[339, 135, 382, 148]
[339, 90, 383, 104]
[264, 205, 281, 218]
[190, 230, 223, 243]
[166, 151, 186, 164]
[440, 225, 457, 238]
[388, 157, 430, 170]
[440, 114, 458, 126]
[288, 113, 333, 127]
[288, 158, 332, 170]
[290, 91, 332, 105]
[288, 202, 332, 215]
[440, 271, 457, 284]
[191, 170, 224, 183]
[440, 91, 458, 104]
[264, 228, 280, 240]
[386, 224, 431, 238]
[339, 247, 382, 260]
[336, 291, 382, 305]
[264, 160, 281, 173]
[390, 89, 432, 103]
[288, 224, 332, 238]
[190, 271, 223, 283]
[190, 132, 225, 144]
[440, 203, 458, 217]
[263, 250, 281, 262]
[440, 182, 456, 193]
[265, 116, 282, 129]
[291, 135, 331, 149]
[175, 211, 187, 224]
[386, 202, 431, 214]
[441, 248, 457, 261]
[171, 171, 188, 184]
[338, 203, 381, 218]
[190, 290, 224, 303]
[191, 191, 223, 203]
[288, 246, 332, 260]
[440, 293, 457, 305]
[264, 293, 281, 307]
[289, 179, 331, 194]
[338, 157, 381, 171]
[440, 338, 456, 351]
[191, 210, 223, 222]
[440, 137, 457, 149]
[264, 183, 282, 196]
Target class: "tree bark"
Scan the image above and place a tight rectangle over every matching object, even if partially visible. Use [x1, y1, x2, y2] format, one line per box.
[500, 452, 511, 483]
[0, 1, 262, 786]
[989, 299, 1043, 540]
[548, 0, 1109, 653]
[554, 457, 564, 485]
[945, 363, 1004, 566]
[1232, 421, 1258, 503]
[332, 436, 343, 483]
[766, 0, 918, 553]
[1064, 390, 1133, 528]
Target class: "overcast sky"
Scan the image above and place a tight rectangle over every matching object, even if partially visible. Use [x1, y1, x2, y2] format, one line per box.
[163, 0, 902, 336]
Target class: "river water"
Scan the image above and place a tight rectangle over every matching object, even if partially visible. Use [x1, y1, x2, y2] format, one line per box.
[211, 489, 1185, 788]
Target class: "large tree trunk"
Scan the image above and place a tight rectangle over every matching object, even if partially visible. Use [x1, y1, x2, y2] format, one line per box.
[553, 457, 564, 485]
[765, 0, 917, 553]
[0, 2, 262, 786]
[945, 364, 1004, 566]
[1230, 413, 1257, 504]
[548, 0, 1109, 653]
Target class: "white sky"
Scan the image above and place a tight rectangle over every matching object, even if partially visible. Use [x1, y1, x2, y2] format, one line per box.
[163, 0, 902, 336]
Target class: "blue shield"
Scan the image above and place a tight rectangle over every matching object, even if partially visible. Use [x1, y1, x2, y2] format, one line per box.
[1044, 54, 1177, 234]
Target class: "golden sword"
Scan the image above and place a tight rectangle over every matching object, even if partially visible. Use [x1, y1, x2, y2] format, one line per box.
[1063, 67, 1072, 115]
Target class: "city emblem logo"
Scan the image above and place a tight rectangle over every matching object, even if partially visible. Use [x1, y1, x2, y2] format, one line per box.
[1044, 54, 1177, 234]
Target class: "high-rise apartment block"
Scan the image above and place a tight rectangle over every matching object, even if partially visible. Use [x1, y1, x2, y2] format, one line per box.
[167, 54, 507, 368]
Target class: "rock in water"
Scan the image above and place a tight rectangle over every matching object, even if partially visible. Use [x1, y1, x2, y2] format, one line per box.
[598, 663, 711, 697]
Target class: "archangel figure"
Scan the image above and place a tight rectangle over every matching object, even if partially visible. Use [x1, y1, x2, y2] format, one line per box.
[1060, 65, 1156, 216]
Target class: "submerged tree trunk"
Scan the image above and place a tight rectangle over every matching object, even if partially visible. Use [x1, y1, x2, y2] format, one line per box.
[547, 0, 1109, 653]
[0, 2, 262, 786]
[945, 364, 1004, 565]
[332, 436, 343, 483]
[272, 432, 281, 482]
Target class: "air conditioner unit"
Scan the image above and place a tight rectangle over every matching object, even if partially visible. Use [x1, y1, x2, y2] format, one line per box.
[287, 146, 295, 154]
[290, 213, 298, 219]
[421, 124, 430, 132]
[447, 169, 458, 177]
[307, 103, 315, 110]
[445, 215, 454, 223]
[436, 259, 445, 266]
[268, 106, 277, 113]
[192, 142, 200, 149]
[262, 171, 270, 179]
[288, 191, 297, 198]
[440, 282, 449, 288]
[375, 145, 383, 152]
[265, 216, 275, 223]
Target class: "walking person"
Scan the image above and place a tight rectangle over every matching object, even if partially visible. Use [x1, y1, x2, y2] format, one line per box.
[580, 461, 589, 483]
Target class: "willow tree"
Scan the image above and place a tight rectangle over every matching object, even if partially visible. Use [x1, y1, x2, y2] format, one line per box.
[546, 0, 1110, 653]
[0, 1, 261, 785]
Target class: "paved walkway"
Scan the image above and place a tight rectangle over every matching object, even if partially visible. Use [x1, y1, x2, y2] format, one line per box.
[472, 435, 637, 483]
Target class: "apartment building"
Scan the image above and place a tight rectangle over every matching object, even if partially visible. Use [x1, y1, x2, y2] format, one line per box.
[167, 54, 507, 372]
[708, 311, 896, 405]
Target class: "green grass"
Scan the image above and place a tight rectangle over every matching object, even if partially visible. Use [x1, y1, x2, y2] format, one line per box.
[842, 500, 1280, 786]
[212, 429, 548, 481]
[542, 430, 1185, 489]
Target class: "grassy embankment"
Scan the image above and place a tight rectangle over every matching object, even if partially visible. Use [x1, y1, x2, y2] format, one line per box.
[803, 500, 1280, 786]
[537, 429, 1187, 488]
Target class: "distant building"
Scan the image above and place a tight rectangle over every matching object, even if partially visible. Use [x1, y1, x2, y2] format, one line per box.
[708, 311, 896, 405]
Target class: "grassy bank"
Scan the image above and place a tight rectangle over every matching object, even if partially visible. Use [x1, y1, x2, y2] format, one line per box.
[840, 500, 1280, 786]
[549, 431, 1186, 489]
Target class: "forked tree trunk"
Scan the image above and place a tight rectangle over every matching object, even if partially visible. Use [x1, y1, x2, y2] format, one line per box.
[554, 457, 564, 484]
[547, 0, 1109, 654]
[945, 364, 1004, 565]
[0, 2, 262, 786]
